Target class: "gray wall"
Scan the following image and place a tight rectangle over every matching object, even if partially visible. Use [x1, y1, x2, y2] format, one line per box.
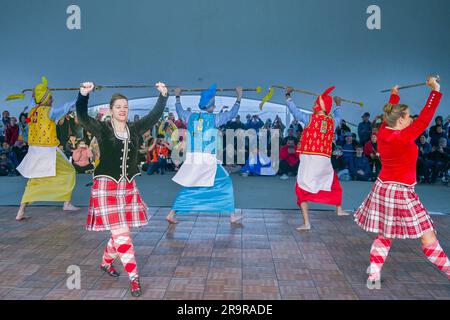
[1, 0, 449, 124]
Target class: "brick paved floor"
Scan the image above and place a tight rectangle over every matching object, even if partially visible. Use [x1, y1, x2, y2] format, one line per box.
[0, 206, 449, 300]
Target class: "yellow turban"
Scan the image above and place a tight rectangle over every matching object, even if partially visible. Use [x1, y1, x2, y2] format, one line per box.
[33, 76, 52, 105]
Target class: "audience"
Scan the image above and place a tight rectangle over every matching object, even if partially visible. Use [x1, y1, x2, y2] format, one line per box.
[18, 113, 29, 143]
[65, 134, 78, 159]
[427, 138, 450, 183]
[332, 145, 351, 181]
[0, 151, 16, 176]
[5, 117, 19, 146]
[0, 106, 448, 186]
[349, 145, 371, 181]
[146, 135, 171, 175]
[417, 134, 433, 183]
[72, 140, 94, 173]
[342, 132, 356, 167]
[364, 134, 381, 179]
[279, 137, 299, 180]
[429, 116, 443, 137]
[281, 128, 298, 146]
[358, 112, 372, 146]
[430, 125, 447, 147]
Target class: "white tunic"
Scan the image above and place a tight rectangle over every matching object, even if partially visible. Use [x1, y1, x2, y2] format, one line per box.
[172, 152, 218, 187]
[297, 154, 334, 194]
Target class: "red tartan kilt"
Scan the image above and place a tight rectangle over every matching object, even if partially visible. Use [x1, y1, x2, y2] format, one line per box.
[354, 179, 435, 239]
[87, 177, 148, 231]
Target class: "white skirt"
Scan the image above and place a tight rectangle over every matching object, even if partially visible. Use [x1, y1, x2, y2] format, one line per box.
[297, 154, 334, 194]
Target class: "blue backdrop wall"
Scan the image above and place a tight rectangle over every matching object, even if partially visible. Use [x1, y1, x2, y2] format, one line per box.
[1, 0, 449, 123]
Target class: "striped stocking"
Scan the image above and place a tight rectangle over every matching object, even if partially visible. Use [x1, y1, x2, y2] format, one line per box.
[101, 237, 118, 267]
[111, 232, 139, 281]
[422, 241, 450, 279]
[368, 235, 392, 281]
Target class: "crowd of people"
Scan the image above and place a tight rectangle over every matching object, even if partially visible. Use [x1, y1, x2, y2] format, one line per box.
[1, 105, 449, 184]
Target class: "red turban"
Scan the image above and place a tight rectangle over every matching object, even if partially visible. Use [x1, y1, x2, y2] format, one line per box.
[313, 86, 335, 114]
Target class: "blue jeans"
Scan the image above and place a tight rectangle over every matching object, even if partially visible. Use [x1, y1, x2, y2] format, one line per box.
[147, 157, 167, 175]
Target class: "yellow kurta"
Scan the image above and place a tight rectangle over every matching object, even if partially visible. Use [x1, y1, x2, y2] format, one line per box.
[18, 105, 76, 204]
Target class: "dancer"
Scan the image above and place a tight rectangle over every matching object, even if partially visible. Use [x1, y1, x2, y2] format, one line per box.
[285, 86, 349, 231]
[77, 81, 168, 297]
[166, 85, 243, 224]
[355, 76, 450, 283]
[16, 77, 79, 221]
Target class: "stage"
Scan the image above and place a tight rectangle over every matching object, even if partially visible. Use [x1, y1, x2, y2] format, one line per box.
[0, 206, 449, 300]
[1, 173, 449, 214]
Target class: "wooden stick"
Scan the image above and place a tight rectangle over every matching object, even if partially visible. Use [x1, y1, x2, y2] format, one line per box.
[177, 87, 262, 93]
[380, 75, 440, 93]
[272, 85, 364, 107]
[21, 84, 180, 93]
[20, 86, 262, 94]
[380, 82, 426, 93]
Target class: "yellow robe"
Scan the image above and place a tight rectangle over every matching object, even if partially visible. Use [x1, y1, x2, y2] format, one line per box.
[18, 106, 76, 204]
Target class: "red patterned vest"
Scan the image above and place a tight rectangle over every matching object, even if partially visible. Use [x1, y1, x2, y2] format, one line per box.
[298, 114, 334, 158]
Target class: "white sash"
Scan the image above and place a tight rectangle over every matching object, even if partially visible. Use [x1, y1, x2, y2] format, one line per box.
[297, 154, 334, 193]
[172, 152, 218, 187]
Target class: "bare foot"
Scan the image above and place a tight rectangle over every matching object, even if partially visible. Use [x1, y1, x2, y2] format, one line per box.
[63, 202, 80, 211]
[230, 214, 243, 224]
[296, 223, 311, 231]
[337, 209, 350, 216]
[166, 212, 178, 224]
[16, 211, 30, 221]
[16, 205, 29, 221]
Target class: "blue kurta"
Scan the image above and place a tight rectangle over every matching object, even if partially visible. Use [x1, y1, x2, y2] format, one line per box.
[172, 99, 239, 214]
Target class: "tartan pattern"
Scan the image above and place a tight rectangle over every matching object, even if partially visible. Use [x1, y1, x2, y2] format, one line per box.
[422, 241, 450, 279]
[112, 232, 138, 281]
[87, 177, 148, 231]
[354, 179, 435, 239]
[101, 237, 118, 266]
[368, 235, 392, 281]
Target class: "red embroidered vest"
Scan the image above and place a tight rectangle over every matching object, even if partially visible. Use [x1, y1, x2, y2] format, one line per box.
[299, 114, 334, 158]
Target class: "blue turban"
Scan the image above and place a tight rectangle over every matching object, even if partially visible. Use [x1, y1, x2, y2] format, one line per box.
[199, 84, 217, 110]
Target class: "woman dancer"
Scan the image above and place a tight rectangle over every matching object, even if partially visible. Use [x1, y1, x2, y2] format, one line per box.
[77, 81, 168, 297]
[355, 76, 450, 283]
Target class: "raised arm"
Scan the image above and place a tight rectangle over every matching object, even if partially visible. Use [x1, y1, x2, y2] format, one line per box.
[332, 96, 343, 127]
[402, 77, 442, 141]
[285, 88, 311, 125]
[286, 97, 311, 124]
[49, 100, 77, 121]
[174, 88, 192, 123]
[77, 83, 104, 137]
[215, 87, 243, 127]
[132, 82, 169, 136]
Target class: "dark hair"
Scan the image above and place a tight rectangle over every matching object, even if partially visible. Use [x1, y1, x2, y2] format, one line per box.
[356, 144, 363, 149]
[157, 134, 165, 139]
[109, 93, 128, 109]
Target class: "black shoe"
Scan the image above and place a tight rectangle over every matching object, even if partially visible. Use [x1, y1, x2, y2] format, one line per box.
[100, 264, 120, 277]
[130, 277, 142, 297]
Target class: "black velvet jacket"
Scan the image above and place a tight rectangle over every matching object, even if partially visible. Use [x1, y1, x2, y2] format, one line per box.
[76, 92, 168, 182]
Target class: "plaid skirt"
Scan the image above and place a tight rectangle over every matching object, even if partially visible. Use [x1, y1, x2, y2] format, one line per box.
[87, 177, 148, 231]
[354, 179, 435, 239]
